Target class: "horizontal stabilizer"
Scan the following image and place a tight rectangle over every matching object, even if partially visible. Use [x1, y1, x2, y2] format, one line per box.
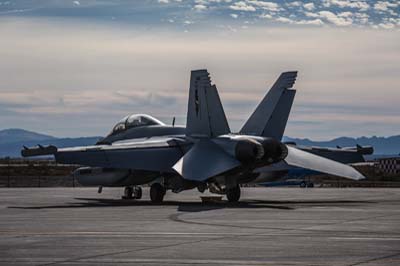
[173, 140, 241, 181]
[285, 145, 365, 181]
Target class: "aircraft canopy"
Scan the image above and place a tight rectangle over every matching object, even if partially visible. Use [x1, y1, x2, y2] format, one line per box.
[111, 114, 165, 135]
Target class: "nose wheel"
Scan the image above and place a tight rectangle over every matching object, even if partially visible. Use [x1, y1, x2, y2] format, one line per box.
[122, 186, 142, 200]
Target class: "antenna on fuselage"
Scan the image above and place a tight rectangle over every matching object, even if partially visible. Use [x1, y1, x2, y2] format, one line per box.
[172, 117, 176, 127]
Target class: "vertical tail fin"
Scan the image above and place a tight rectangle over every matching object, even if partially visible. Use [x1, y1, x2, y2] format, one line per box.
[186, 70, 230, 137]
[261, 89, 296, 140]
[240, 71, 298, 140]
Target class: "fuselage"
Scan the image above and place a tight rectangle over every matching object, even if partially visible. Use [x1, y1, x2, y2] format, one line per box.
[77, 114, 369, 188]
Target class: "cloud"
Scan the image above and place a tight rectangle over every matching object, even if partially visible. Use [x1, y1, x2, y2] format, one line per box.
[73, 1, 80, 6]
[0, 17, 399, 138]
[374, 1, 399, 12]
[246, 1, 280, 12]
[229, 1, 256, 11]
[276, 17, 292, 23]
[338, 11, 353, 17]
[317, 11, 353, 26]
[259, 13, 272, 19]
[303, 3, 315, 11]
[305, 11, 319, 18]
[274, 16, 324, 26]
[323, 0, 370, 11]
[230, 13, 238, 18]
[286, 1, 301, 7]
[354, 12, 369, 24]
[296, 19, 324, 25]
[0, 1, 397, 29]
[193, 4, 207, 11]
[307, 10, 370, 26]
[379, 22, 395, 29]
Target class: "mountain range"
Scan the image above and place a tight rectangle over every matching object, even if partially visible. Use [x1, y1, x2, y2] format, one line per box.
[282, 136, 400, 156]
[0, 128, 398, 158]
[0, 129, 101, 158]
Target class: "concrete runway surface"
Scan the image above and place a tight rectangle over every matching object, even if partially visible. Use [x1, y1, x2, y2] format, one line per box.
[0, 187, 399, 266]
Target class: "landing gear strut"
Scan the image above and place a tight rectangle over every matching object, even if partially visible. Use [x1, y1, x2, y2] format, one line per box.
[150, 183, 166, 203]
[133, 186, 143, 199]
[226, 185, 241, 202]
[124, 186, 133, 199]
[123, 186, 142, 199]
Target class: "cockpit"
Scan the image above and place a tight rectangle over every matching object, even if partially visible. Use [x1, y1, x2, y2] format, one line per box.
[97, 113, 184, 145]
[110, 114, 165, 135]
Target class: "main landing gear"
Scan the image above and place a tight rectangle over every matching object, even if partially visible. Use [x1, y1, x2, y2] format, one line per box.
[300, 181, 314, 188]
[226, 185, 241, 203]
[150, 183, 166, 203]
[122, 184, 166, 203]
[123, 186, 142, 200]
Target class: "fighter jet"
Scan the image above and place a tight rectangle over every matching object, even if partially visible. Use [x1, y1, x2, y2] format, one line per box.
[22, 70, 365, 202]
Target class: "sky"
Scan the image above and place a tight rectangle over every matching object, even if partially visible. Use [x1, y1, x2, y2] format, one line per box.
[0, 0, 399, 140]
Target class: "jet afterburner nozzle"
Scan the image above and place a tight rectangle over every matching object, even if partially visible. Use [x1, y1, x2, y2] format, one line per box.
[260, 138, 288, 163]
[234, 139, 264, 163]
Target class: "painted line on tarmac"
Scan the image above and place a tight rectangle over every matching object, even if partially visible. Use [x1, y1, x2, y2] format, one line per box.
[330, 237, 400, 241]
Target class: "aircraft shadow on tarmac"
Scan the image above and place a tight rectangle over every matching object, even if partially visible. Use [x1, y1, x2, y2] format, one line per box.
[8, 198, 374, 212]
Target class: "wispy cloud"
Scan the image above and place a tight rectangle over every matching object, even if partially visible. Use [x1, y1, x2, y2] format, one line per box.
[323, 0, 370, 11]
[0, 17, 399, 139]
[0, 0, 398, 29]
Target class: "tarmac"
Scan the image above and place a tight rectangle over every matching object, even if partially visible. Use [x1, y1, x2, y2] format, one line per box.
[0, 187, 399, 266]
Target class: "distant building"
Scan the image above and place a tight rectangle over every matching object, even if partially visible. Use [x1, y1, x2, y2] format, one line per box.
[376, 157, 400, 175]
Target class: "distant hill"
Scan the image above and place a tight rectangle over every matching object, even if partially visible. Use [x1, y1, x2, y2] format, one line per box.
[283, 136, 400, 155]
[0, 128, 55, 145]
[0, 129, 101, 158]
[0, 128, 398, 158]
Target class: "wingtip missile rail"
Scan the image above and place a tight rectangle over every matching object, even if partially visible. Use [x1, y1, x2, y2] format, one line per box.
[21, 145, 58, 157]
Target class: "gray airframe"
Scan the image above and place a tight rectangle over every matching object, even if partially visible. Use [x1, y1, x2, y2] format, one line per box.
[22, 70, 365, 202]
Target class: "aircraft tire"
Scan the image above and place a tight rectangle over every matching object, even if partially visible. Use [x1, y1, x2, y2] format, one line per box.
[307, 183, 314, 188]
[150, 183, 166, 203]
[134, 186, 142, 199]
[226, 185, 240, 202]
[124, 186, 133, 199]
[300, 181, 307, 188]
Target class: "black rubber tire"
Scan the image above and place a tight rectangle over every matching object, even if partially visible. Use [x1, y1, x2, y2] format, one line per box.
[124, 186, 133, 199]
[226, 185, 241, 202]
[300, 181, 307, 188]
[134, 187, 143, 199]
[307, 183, 314, 188]
[150, 183, 165, 203]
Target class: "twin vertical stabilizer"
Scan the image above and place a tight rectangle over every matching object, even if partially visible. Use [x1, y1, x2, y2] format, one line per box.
[185, 70, 230, 137]
[185, 70, 298, 141]
[240, 71, 298, 140]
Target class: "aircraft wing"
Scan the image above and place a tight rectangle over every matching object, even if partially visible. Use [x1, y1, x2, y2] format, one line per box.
[22, 137, 190, 173]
